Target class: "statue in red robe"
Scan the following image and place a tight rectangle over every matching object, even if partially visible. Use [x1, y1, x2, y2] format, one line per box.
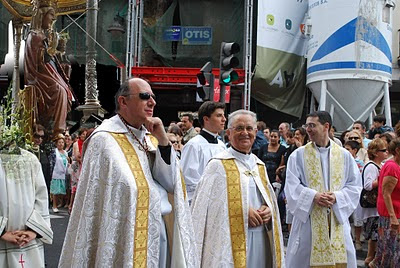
[24, 0, 73, 136]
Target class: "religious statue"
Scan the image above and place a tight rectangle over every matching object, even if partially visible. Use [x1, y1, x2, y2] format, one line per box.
[55, 32, 72, 81]
[24, 0, 74, 137]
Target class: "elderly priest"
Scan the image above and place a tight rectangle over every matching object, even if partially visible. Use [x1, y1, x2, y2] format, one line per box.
[191, 109, 285, 268]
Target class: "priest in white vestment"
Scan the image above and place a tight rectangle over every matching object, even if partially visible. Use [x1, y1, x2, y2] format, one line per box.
[0, 149, 53, 268]
[285, 111, 362, 268]
[191, 110, 285, 268]
[59, 78, 197, 267]
[181, 101, 227, 202]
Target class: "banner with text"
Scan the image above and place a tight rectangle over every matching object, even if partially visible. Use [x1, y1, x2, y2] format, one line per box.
[252, 0, 308, 117]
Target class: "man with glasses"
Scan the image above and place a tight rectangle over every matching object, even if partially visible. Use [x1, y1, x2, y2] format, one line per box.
[285, 111, 362, 268]
[60, 78, 197, 267]
[191, 109, 285, 267]
[181, 101, 227, 203]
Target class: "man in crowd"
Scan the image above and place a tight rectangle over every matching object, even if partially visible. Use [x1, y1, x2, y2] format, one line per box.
[191, 109, 285, 267]
[59, 78, 196, 267]
[352, 120, 371, 148]
[181, 101, 227, 203]
[278, 122, 290, 148]
[368, 114, 394, 139]
[263, 126, 271, 142]
[251, 121, 268, 155]
[181, 113, 198, 144]
[285, 111, 361, 268]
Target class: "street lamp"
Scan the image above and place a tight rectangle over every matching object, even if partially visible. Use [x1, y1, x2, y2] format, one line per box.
[107, 14, 125, 35]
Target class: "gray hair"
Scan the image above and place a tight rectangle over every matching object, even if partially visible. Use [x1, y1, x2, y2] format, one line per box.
[281, 122, 290, 129]
[227, 109, 257, 128]
[114, 79, 132, 112]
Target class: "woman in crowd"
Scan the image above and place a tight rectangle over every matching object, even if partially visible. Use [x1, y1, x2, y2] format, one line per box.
[63, 132, 73, 208]
[361, 138, 388, 266]
[258, 128, 287, 225]
[347, 130, 369, 163]
[283, 127, 308, 165]
[379, 132, 394, 161]
[168, 124, 184, 150]
[380, 132, 394, 146]
[49, 134, 69, 213]
[374, 138, 400, 267]
[340, 130, 350, 145]
[167, 133, 182, 159]
[69, 128, 87, 213]
[258, 129, 286, 183]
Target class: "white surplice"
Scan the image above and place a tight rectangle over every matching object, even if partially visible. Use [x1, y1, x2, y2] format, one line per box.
[191, 148, 285, 268]
[285, 142, 362, 268]
[59, 115, 197, 268]
[181, 133, 226, 201]
[0, 149, 53, 268]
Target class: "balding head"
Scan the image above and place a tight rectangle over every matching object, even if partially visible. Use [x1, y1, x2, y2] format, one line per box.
[115, 78, 156, 128]
[115, 78, 152, 112]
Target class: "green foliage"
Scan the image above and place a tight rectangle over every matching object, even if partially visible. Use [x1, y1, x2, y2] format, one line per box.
[0, 85, 34, 154]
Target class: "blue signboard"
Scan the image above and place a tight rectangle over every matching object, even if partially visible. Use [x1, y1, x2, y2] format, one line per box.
[181, 27, 212, 45]
[163, 26, 181, 41]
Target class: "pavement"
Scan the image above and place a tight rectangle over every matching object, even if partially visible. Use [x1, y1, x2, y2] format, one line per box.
[45, 210, 369, 267]
[45, 207, 70, 268]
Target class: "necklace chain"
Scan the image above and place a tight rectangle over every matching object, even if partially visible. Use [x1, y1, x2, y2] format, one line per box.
[118, 114, 149, 154]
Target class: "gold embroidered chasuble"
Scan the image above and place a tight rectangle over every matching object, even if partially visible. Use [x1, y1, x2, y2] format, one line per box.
[59, 115, 198, 268]
[258, 164, 283, 268]
[221, 158, 284, 268]
[304, 142, 347, 268]
[111, 133, 150, 267]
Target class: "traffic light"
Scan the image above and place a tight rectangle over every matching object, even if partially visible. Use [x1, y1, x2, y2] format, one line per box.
[196, 61, 214, 101]
[219, 42, 240, 85]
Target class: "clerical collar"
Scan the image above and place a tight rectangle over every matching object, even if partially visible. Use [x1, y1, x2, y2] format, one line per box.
[202, 128, 218, 138]
[118, 114, 146, 139]
[228, 147, 255, 170]
[200, 129, 218, 144]
[126, 125, 146, 140]
[231, 146, 251, 155]
[315, 140, 331, 149]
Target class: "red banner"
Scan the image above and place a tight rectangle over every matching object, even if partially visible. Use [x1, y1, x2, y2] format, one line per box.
[213, 79, 230, 103]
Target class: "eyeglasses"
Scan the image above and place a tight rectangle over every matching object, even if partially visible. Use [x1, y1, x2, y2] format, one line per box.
[304, 123, 317, 129]
[34, 134, 44, 139]
[231, 125, 256, 132]
[378, 148, 388, 152]
[124, 92, 156, 101]
[348, 136, 360, 141]
[170, 140, 179, 144]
